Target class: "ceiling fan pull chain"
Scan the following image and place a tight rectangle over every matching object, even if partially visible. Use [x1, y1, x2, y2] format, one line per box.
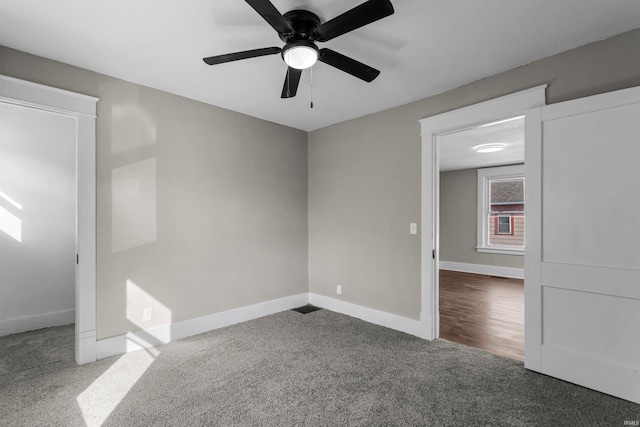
[310, 66, 314, 109]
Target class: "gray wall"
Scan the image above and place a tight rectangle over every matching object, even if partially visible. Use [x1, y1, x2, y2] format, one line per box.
[2, 27, 640, 330]
[308, 28, 640, 320]
[1, 47, 309, 339]
[439, 169, 523, 269]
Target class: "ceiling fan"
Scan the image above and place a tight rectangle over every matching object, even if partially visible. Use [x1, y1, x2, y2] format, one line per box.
[203, 0, 395, 99]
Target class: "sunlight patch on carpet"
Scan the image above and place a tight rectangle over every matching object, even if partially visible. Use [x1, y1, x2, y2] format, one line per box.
[76, 346, 159, 426]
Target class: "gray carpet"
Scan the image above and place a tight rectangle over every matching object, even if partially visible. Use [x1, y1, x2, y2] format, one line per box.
[0, 309, 638, 426]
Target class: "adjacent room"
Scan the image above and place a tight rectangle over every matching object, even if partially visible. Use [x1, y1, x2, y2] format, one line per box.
[1, 0, 640, 424]
[437, 116, 526, 361]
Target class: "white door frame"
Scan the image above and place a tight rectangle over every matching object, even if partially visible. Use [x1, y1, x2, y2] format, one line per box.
[418, 85, 547, 341]
[0, 75, 98, 364]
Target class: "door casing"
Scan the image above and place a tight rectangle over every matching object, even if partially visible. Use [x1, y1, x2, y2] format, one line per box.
[0, 75, 99, 364]
[419, 85, 547, 340]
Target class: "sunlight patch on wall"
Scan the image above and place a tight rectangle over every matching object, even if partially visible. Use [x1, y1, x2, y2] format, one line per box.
[126, 278, 172, 341]
[0, 190, 22, 210]
[76, 346, 159, 426]
[111, 158, 157, 253]
[0, 190, 22, 242]
[110, 103, 157, 155]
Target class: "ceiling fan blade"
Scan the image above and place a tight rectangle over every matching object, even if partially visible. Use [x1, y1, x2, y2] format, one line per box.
[281, 67, 303, 98]
[313, 0, 394, 42]
[203, 47, 281, 65]
[244, 0, 293, 34]
[318, 48, 380, 82]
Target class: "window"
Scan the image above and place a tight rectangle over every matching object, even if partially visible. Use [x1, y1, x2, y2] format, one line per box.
[497, 215, 512, 235]
[477, 165, 524, 254]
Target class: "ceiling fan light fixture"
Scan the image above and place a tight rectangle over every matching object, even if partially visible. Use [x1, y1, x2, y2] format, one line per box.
[474, 143, 506, 153]
[282, 42, 318, 70]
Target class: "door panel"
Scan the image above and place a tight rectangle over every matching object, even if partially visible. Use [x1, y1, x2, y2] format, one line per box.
[541, 103, 640, 269]
[543, 287, 640, 367]
[525, 86, 640, 404]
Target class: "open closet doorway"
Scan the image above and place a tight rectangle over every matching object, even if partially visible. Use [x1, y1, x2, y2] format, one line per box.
[0, 75, 98, 364]
[436, 116, 525, 360]
[0, 102, 77, 335]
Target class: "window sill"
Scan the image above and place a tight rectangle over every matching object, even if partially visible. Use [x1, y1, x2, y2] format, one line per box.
[476, 247, 524, 256]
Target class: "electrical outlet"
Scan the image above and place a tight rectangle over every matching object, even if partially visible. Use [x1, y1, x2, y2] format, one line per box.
[336, 284, 342, 295]
[410, 222, 418, 235]
[142, 308, 153, 322]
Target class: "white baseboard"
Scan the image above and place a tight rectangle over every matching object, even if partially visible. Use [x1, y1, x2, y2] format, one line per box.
[0, 309, 75, 337]
[96, 293, 309, 360]
[439, 261, 524, 279]
[309, 293, 428, 339]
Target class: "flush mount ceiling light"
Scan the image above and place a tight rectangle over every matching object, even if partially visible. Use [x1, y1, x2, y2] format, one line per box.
[474, 143, 506, 153]
[282, 42, 319, 70]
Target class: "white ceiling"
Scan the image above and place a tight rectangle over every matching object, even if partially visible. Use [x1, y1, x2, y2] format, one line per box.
[438, 116, 524, 172]
[1, 1, 639, 131]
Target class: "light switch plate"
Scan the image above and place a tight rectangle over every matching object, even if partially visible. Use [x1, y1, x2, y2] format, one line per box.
[410, 223, 418, 235]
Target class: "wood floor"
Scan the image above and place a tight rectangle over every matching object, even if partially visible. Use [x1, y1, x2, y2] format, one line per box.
[439, 269, 524, 360]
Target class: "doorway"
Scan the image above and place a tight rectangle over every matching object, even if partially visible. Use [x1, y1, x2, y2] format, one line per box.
[436, 117, 525, 359]
[420, 84, 640, 403]
[0, 103, 76, 335]
[0, 75, 98, 364]
[418, 85, 546, 347]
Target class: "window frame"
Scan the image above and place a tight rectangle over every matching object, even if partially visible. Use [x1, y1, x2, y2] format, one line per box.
[477, 164, 525, 255]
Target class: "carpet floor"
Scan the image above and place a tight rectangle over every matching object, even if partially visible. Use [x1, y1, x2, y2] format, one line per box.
[0, 309, 638, 426]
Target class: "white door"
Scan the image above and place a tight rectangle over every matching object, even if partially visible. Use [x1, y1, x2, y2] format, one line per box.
[524, 86, 640, 404]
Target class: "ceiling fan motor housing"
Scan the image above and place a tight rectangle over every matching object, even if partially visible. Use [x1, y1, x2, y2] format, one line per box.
[280, 10, 322, 69]
[279, 10, 321, 43]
